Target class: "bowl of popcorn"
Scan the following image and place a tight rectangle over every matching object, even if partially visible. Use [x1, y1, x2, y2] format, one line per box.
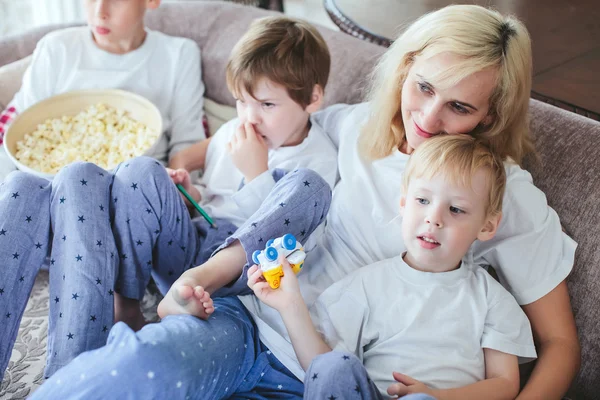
[3, 89, 163, 179]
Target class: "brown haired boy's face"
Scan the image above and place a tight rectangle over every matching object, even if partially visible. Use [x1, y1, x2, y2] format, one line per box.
[85, 0, 158, 53]
[234, 78, 312, 149]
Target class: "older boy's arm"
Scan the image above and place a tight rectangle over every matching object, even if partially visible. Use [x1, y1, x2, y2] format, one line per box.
[168, 136, 212, 171]
[427, 349, 520, 400]
[168, 40, 206, 159]
[279, 299, 332, 371]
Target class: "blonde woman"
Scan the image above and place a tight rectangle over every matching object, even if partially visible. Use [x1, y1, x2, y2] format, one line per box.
[301, 5, 579, 399]
[34, 5, 578, 400]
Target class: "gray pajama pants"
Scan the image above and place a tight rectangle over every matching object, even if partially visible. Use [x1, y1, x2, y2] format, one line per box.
[0, 156, 332, 380]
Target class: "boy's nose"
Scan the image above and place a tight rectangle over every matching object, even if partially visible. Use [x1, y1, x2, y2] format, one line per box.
[246, 109, 261, 124]
[95, 0, 109, 19]
[424, 209, 444, 228]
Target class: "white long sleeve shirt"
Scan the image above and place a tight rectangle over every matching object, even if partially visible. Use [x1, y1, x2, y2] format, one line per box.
[2, 26, 205, 169]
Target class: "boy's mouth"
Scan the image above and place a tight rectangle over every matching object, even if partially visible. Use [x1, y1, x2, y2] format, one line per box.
[417, 235, 440, 249]
[95, 26, 111, 36]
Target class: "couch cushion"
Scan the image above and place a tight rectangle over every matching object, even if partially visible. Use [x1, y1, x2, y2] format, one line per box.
[0, 55, 31, 111]
[526, 99, 600, 399]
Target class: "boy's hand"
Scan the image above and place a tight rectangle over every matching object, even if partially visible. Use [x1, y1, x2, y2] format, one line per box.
[386, 372, 435, 398]
[157, 278, 214, 320]
[227, 122, 268, 183]
[166, 167, 192, 191]
[247, 256, 303, 312]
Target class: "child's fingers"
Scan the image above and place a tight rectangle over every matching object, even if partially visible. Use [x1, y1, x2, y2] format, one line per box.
[253, 281, 271, 293]
[247, 267, 264, 288]
[247, 265, 259, 278]
[204, 305, 215, 315]
[236, 123, 247, 141]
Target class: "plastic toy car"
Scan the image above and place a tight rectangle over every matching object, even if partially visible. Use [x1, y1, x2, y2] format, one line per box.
[252, 234, 306, 289]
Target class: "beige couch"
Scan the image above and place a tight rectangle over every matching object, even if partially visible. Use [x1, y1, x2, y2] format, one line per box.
[1, 2, 599, 399]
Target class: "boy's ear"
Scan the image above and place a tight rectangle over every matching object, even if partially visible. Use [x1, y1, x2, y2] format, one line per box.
[399, 196, 406, 217]
[146, 0, 161, 10]
[477, 212, 501, 242]
[304, 84, 324, 114]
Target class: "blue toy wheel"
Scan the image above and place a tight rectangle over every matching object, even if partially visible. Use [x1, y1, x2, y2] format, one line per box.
[265, 246, 278, 261]
[282, 234, 296, 250]
[252, 250, 261, 265]
[266, 238, 275, 248]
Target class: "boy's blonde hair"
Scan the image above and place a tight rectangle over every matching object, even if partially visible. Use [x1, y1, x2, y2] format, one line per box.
[361, 4, 534, 166]
[402, 135, 506, 217]
[226, 16, 330, 108]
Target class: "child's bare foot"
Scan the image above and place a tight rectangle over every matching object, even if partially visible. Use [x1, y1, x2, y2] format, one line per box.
[114, 293, 148, 331]
[157, 279, 214, 320]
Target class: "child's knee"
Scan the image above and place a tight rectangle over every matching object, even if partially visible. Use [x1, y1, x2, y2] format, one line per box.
[114, 156, 168, 182]
[54, 160, 104, 184]
[3, 170, 49, 191]
[308, 351, 362, 376]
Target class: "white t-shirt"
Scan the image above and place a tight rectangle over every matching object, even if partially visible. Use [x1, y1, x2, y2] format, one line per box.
[313, 256, 537, 396]
[238, 102, 576, 380]
[4, 26, 205, 167]
[195, 117, 338, 228]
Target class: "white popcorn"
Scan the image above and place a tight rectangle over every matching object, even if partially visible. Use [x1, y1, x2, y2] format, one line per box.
[15, 103, 159, 174]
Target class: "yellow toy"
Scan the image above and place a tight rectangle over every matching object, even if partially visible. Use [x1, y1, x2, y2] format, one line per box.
[252, 234, 306, 289]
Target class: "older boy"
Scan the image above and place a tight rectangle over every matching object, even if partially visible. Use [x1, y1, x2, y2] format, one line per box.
[0, 0, 205, 178]
[248, 135, 537, 400]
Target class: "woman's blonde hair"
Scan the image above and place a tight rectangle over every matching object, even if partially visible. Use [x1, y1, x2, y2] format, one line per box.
[361, 4, 534, 165]
[402, 135, 506, 217]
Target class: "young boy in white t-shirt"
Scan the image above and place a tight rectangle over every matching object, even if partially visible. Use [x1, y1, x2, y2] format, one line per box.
[247, 135, 537, 400]
[145, 15, 338, 323]
[0, 0, 206, 176]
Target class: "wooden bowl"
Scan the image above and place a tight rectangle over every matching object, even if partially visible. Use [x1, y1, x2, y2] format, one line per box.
[3, 89, 163, 179]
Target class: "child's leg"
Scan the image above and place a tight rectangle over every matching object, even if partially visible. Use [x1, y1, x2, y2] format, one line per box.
[212, 168, 332, 297]
[0, 171, 52, 380]
[30, 297, 263, 399]
[109, 157, 201, 327]
[305, 351, 437, 400]
[45, 161, 118, 377]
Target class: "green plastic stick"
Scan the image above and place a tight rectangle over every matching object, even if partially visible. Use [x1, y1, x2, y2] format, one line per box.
[176, 184, 217, 229]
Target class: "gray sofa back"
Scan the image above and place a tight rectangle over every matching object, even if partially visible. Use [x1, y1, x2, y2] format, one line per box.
[1, 2, 598, 398]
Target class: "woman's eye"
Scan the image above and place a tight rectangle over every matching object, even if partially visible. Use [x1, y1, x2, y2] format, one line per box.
[450, 206, 465, 214]
[262, 102, 275, 108]
[450, 102, 469, 115]
[417, 82, 432, 94]
[416, 198, 429, 205]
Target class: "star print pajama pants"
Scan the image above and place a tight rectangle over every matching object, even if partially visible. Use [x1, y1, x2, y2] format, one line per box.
[0, 155, 332, 382]
[304, 351, 438, 400]
[32, 304, 437, 400]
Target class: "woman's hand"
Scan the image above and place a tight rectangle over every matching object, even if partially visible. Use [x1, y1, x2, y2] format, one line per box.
[247, 256, 303, 313]
[227, 122, 269, 183]
[157, 277, 214, 320]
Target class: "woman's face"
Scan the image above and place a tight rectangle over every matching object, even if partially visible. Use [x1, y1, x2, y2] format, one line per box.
[400, 52, 497, 153]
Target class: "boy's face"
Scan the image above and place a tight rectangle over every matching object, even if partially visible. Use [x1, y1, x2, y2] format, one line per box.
[85, 0, 159, 52]
[400, 169, 499, 272]
[235, 78, 321, 149]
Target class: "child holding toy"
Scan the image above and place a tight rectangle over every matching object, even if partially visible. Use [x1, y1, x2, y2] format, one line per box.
[248, 135, 537, 400]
